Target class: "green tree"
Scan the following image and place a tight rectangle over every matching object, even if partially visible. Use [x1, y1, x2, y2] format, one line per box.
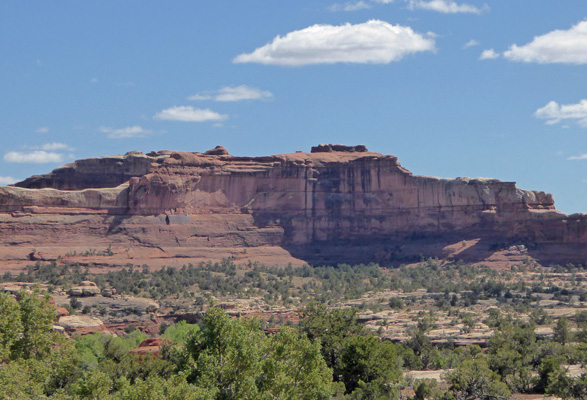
[553, 317, 570, 345]
[487, 320, 537, 392]
[388, 297, 405, 310]
[340, 335, 401, 396]
[406, 329, 433, 369]
[11, 289, 58, 360]
[259, 327, 333, 400]
[445, 357, 510, 400]
[535, 355, 565, 394]
[298, 302, 366, 377]
[0, 290, 80, 398]
[114, 375, 211, 400]
[546, 371, 587, 400]
[183, 307, 264, 398]
[181, 307, 333, 400]
[0, 293, 22, 359]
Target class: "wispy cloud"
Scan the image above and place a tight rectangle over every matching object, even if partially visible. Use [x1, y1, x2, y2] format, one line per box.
[37, 142, 74, 151]
[568, 154, 587, 160]
[504, 21, 587, 64]
[407, 0, 488, 14]
[233, 20, 435, 66]
[188, 85, 273, 102]
[4, 151, 64, 164]
[99, 125, 153, 139]
[329, 1, 371, 11]
[89, 77, 98, 83]
[35, 126, 49, 133]
[154, 106, 228, 122]
[463, 39, 479, 49]
[479, 49, 499, 60]
[534, 100, 587, 128]
[0, 176, 17, 185]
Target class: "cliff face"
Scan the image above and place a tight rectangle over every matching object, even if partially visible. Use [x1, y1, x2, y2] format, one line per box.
[1, 145, 586, 268]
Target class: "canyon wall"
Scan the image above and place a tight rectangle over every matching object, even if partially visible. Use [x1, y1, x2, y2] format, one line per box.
[1, 145, 585, 268]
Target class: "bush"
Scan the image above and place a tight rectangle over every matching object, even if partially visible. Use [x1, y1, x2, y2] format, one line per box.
[389, 296, 405, 310]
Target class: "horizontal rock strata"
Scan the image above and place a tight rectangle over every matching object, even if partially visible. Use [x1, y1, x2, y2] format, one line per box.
[1, 145, 586, 267]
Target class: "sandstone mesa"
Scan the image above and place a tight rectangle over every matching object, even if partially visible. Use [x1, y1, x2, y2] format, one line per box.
[0, 144, 585, 270]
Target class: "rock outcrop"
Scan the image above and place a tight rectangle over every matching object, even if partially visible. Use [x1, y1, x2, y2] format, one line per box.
[130, 338, 170, 357]
[58, 315, 107, 335]
[1, 145, 586, 267]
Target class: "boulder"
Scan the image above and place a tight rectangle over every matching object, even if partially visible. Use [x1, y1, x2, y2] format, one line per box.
[204, 145, 229, 156]
[58, 315, 105, 334]
[56, 307, 70, 318]
[82, 286, 101, 296]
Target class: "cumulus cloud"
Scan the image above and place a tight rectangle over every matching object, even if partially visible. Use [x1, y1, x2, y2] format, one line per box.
[99, 125, 153, 139]
[534, 100, 587, 128]
[188, 85, 273, 102]
[568, 154, 587, 160]
[4, 151, 64, 164]
[233, 20, 435, 66]
[154, 106, 228, 122]
[35, 126, 49, 133]
[407, 0, 488, 14]
[504, 21, 587, 64]
[463, 39, 479, 49]
[329, 1, 371, 11]
[479, 49, 499, 60]
[0, 176, 17, 185]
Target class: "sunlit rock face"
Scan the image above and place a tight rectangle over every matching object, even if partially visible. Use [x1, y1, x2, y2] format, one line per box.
[1, 145, 585, 267]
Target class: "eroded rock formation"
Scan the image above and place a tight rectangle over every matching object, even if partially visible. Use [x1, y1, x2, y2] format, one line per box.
[1, 145, 585, 268]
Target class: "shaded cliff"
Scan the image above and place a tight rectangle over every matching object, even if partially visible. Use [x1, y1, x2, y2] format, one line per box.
[2, 145, 586, 267]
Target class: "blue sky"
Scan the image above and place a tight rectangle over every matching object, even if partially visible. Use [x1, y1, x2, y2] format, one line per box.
[1, 1, 586, 213]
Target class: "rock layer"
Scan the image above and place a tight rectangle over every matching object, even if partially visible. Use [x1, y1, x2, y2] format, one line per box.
[1, 145, 586, 267]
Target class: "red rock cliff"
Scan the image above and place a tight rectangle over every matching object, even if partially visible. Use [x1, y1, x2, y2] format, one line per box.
[1, 145, 585, 267]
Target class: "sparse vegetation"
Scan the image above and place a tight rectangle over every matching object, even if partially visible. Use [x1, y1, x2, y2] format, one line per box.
[2, 257, 587, 399]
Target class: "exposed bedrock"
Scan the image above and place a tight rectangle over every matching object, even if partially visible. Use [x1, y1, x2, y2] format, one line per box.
[1, 145, 586, 266]
[14, 151, 169, 190]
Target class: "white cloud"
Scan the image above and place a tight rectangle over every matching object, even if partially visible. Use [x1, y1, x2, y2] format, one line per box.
[372, 0, 395, 3]
[479, 49, 499, 60]
[154, 106, 228, 122]
[90, 77, 98, 83]
[188, 85, 273, 102]
[407, 0, 488, 14]
[233, 20, 435, 66]
[38, 142, 73, 151]
[463, 39, 479, 49]
[329, 1, 371, 11]
[534, 100, 587, 128]
[35, 126, 49, 133]
[0, 176, 17, 185]
[504, 21, 587, 64]
[4, 151, 64, 164]
[99, 125, 152, 139]
[568, 154, 587, 160]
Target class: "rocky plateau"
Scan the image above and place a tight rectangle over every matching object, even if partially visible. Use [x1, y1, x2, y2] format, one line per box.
[1, 144, 586, 271]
